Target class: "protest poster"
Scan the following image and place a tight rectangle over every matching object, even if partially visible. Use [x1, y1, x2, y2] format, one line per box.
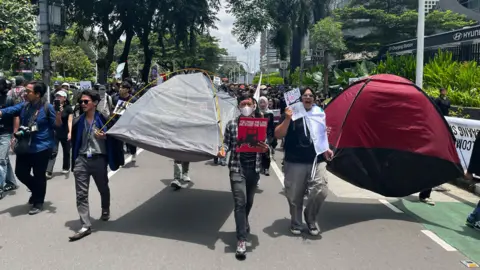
[272, 109, 281, 123]
[236, 117, 268, 153]
[445, 116, 480, 170]
[79, 81, 92, 91]
[113, 100, 132, 115]
[284, 88, 307, 121]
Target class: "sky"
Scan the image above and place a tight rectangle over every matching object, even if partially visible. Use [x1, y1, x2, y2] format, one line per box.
[210, 1, 260, 73]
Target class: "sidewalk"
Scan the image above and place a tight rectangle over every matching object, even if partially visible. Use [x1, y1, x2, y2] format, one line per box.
[392, 184, 480, 264]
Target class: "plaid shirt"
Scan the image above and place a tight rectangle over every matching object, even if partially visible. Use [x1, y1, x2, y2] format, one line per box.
[223, 118, 263, 173]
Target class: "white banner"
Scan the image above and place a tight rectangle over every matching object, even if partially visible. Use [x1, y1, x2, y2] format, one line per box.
[445, 116, 480, 170]
[79, 81, 92, 91]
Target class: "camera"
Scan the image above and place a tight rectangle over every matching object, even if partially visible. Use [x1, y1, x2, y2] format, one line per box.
[14, 126, 32, 139]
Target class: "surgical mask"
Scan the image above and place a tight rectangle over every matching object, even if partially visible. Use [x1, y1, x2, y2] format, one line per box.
[240, 106, 254, 117]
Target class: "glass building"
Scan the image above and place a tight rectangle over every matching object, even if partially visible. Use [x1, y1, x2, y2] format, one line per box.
[459, 0, 480, 12]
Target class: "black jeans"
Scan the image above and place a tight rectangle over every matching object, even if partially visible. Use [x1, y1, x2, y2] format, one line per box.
[261, 148, 271, 170]
[47, 136, 71, 173]
[125, 143, 137, 155]
[419, 189, 432, 200]
[230, 168, 260, 241]
[15, 149, 52, 204]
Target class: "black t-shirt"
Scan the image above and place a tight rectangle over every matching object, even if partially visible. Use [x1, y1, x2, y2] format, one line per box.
[281, 115, 324, 164]
[55, 105, 73, 139]
[0, 94, 14, 134]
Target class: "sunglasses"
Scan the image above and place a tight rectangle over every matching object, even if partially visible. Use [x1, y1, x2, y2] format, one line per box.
[79, 100, 91, 105]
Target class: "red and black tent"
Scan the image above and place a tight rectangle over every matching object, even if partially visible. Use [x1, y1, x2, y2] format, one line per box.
[325, 74, 463, 197]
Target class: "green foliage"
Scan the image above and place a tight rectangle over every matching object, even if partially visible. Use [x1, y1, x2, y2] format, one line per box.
[374, 51, 480, 108]
[51, 76, 80, 83]
[334, 6, 476, 53]
[374, 54, 416, 81]
[252, 73, 284, 85]
[0, 0, 41, 67]
[51, 45, 95, 80]
[333, 60, 376, 88]
[311, 17, 347, 53]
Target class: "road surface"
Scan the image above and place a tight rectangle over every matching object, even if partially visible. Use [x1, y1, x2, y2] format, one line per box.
[0, 147, 478, 269]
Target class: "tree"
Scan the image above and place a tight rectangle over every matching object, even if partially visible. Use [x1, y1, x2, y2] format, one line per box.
[51, 45, 94, 79]
[227, 0, 334, 74]
[311, 17, 347, 91]
[335, 6, 475, 53]
[0, 0, 41, 69]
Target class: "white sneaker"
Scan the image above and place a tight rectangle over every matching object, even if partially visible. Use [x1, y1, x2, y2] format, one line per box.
[62, 170, 69, 174]
[420, 198, 435, 206]
[182, 174, 191, 182]
[131, 154, 137, 162]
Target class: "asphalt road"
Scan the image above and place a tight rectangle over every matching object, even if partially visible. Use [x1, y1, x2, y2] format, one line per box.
[0, 147, 476, 270]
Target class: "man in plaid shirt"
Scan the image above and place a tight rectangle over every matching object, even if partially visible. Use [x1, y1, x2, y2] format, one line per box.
[218, 95, 269, 260]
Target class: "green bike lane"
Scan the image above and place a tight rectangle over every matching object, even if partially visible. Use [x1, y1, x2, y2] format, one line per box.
[271, 147, 480, 267]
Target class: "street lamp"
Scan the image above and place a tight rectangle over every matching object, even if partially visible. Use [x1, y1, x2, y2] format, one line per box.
[279, 61, 288, 84]
[415, 0, 426, 88]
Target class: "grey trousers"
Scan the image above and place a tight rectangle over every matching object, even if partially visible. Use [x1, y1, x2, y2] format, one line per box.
[284, 161, 329, 229]
[73, 155, 110, 228]
[174, 160, 190, 180]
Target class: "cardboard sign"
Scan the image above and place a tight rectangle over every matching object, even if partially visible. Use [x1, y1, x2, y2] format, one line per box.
[236, 117, 268, 153]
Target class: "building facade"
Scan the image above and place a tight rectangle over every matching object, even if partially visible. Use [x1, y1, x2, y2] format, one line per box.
[260, 30, 281, 73]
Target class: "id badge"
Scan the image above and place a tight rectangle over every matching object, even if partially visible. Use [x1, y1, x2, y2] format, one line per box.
[31, 124, 38, 132]
[86, 149, 93, 158]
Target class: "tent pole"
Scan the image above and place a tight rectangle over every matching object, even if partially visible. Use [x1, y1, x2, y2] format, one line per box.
[331, 79, 372, 152]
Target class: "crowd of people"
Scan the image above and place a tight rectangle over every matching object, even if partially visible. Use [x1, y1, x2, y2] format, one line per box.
[0, 76, 478, 261]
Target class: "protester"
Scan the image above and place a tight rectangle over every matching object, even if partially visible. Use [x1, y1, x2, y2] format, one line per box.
[0, 81, 60, 215]
[46, 90, 73, 178]
[0, 78, 18, 199]
[275, 87, 333, 237]
[464, 132, 480, 230]
[69, 90, 124, 241]
[112, 81, 138, 161]
[217, 94, 269, 259]
[170, 161, 192, 190]
[259, 96, 274, 176]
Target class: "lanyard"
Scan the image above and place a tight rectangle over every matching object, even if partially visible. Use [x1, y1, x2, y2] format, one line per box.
[86, 119, 96, 137]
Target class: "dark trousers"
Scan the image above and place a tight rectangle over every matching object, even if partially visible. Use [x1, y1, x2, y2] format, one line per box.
[15, 149, 51, 204]
[419, 189, 432, 200]
[261, 148, 271, 170]
[125, 143, 137, 155]
[47, 136, 71, 173]
[230, 168, 260, 241]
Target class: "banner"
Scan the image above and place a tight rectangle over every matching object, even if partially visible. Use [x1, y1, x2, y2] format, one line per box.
[79, 81, 92, 91]
[445, 116, 480, 170]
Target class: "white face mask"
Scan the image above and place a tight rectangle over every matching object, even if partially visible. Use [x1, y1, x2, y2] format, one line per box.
[240, 106, 254, 117]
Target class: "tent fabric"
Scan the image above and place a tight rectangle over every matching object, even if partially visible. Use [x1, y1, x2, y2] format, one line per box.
[325, 74, 463, 197]
[107, 73, 235, 162]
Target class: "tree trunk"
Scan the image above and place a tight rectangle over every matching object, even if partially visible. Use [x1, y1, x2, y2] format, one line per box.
[119, 29, 134, 79]
[290, 29, 302, 76]
[141, 34, 153, 83]
[323, 51, 329, 93]
[97, 40, 116, 84]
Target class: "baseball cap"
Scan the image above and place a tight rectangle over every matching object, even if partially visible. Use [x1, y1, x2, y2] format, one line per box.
[55, 90, 68, 98]
[61, 83, 70, 87]
[54, 81, 61, 86]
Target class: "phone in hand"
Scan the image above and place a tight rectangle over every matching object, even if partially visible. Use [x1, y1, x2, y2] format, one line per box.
[54, 99, 61, 112]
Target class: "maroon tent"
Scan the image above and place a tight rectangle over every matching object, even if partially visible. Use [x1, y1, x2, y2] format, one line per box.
[325, 74, 462, 197]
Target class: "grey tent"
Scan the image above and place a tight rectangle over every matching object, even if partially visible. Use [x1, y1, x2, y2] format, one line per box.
[107, 73, 237, 162]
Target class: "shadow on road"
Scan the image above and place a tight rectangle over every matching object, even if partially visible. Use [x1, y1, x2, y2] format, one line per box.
[69, 187, 234, 250]
[0, 201, 57, 217]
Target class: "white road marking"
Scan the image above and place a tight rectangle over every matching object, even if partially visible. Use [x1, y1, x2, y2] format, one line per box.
[378, 199, 404, 214]
[270, 156, 284, 187]
[421, 230, 457, 252]
[108, 149, 144, 178]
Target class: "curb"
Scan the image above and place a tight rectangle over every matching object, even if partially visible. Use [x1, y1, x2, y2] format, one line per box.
[450, 178, 480, 196]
